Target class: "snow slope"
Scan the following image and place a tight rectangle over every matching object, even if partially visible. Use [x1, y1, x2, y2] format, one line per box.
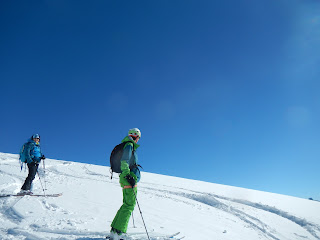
[0, 152, 319, 240]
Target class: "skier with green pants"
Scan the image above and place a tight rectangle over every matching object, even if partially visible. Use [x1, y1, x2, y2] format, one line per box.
[110, 128, 141, 240]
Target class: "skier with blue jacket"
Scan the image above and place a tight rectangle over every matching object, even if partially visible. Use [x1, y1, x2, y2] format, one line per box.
[19, 134, 45, 195]
[109, 128, 141, 240]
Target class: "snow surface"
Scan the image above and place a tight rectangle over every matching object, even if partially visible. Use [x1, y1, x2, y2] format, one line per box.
[0, 152, 319, 240]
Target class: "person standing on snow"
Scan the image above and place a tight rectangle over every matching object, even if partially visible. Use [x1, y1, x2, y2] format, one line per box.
[109, 128, 141, 240]
[19, 134, 45, 195]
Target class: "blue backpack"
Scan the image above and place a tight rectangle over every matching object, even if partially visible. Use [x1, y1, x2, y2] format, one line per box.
[19, 142, 30, 164]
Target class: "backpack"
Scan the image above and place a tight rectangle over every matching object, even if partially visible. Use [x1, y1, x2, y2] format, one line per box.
[19, 142, 31, 170]
[110, 141, 141, 179]
[19, 142, 30, 164]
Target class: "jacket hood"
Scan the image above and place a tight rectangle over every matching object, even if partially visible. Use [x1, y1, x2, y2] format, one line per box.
[121, 136, 140, 150]
[28, 138, 40, 145]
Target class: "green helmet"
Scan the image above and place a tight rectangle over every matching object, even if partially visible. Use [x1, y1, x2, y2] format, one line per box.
[128, 128, 141, 138]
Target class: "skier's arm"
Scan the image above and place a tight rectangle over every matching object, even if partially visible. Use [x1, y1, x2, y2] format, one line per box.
[120, 143, 133, 176]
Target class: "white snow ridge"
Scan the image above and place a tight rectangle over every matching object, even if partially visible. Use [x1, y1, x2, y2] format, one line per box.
[0, 152, 319, 240]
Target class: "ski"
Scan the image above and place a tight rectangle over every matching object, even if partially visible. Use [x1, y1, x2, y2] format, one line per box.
[0, 193, 62, 198]
[27, 193, 62, 197]
[167, 232, 180, 238]
[127, 229, 155, 236]
[158, 232, 184, 240]
[173, 236, 185, 240]
[105, 231, 183, 240]
[105, 229, 155, 239]
[0, 194, 24, 198]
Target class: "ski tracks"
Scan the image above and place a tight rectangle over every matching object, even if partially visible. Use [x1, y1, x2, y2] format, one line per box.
[142, 186, 320, 240]
[0, 167, 75, 240]
[215, 195, 320, 239]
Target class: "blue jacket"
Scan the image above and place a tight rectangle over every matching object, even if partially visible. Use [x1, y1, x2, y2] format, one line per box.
[120, 136, 141, 183]
[25, 138, 42, 163]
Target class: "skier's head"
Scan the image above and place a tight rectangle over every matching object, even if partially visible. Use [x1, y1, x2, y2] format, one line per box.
[128, 128, 141, 143]
[31, 134, 40, 142]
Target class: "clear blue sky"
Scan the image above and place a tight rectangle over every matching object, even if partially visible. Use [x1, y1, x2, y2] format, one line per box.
[1, 0, 319, 200]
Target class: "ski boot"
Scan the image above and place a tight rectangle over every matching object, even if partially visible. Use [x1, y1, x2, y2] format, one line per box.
[17, 190, 33, 196]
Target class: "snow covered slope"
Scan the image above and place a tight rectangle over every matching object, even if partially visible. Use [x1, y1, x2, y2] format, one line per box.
[0, 152, 319, 240]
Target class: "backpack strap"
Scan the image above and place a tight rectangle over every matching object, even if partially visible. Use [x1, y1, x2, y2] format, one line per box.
[20, 162, 27, 172]
[110, 168, 114, 180]
[123, 141, 135, 154]
[130, 163, 143, 170]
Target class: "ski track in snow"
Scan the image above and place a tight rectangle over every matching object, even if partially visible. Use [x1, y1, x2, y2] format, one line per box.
[0, 153, 320, 240]
[141, 186, 320, 240]
[141, 187, 280, 240]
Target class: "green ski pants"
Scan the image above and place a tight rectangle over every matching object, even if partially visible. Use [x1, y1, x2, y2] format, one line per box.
[111, 186, 137, 233]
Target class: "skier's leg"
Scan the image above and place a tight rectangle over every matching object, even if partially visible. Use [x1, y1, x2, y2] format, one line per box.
[21, 162, 38, 190]
[111, 187, 137, 233]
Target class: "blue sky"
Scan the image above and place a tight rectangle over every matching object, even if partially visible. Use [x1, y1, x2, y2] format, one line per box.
[1, 0, 319, 200]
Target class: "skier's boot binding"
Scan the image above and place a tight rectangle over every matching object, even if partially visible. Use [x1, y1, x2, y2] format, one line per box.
[107, 228, 125, 240]
[17, 190, 33, 195]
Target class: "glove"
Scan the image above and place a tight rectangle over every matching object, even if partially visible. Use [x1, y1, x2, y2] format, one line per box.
[41, 155, 46, 160]
[125, 175, 136, 187]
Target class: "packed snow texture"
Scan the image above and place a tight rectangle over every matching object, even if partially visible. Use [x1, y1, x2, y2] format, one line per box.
[0, 152, 319, 240]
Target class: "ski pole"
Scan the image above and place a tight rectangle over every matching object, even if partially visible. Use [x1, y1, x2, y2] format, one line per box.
[132, 211, 136, 228]
[37, 171, 46, 196]
[42, 159, 47, 190]
[131, 188, 150, 240]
